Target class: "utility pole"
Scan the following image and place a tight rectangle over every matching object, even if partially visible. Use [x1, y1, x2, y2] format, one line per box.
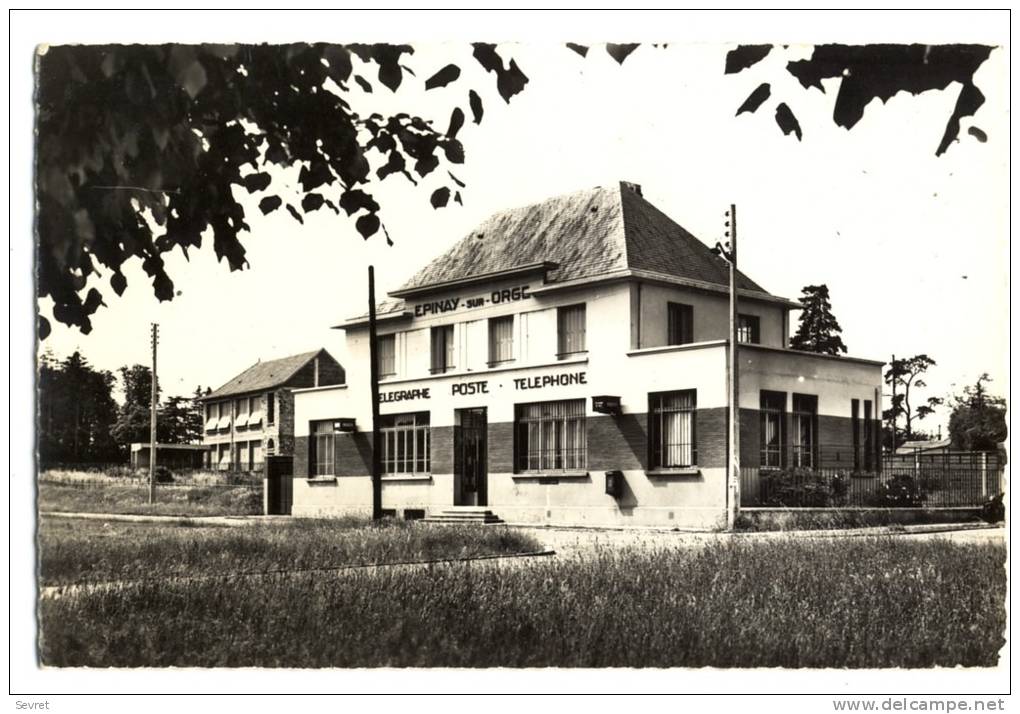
[149, 323, 159, 505]
[714, 205, 740, 530]
[367, 267, 382, 520]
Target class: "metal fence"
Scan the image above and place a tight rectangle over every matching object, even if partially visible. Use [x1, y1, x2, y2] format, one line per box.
[740, 447, 1004, 508]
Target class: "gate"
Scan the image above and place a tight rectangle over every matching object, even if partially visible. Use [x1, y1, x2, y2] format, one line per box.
[264, 455, 294, 515]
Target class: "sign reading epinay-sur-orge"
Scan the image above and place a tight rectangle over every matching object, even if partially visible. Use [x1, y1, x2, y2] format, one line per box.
[412, 285, 531, 317]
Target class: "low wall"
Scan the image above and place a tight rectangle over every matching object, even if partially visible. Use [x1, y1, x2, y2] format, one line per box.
[736, 507, 986, 532]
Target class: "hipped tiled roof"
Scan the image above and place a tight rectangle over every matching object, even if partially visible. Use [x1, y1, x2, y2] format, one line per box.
[399, 181, 769, 294]
[346, 182, 784, 324]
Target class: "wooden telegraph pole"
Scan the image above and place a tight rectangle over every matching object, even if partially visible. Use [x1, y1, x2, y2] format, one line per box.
[149, 323, 159, 504]
[714, 206, 740, 529]
[367, 267, 382, 520]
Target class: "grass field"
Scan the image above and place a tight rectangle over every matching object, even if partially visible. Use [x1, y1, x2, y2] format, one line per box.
[38, 516, 543, 586]
[38, 480, 262, 517]
[39, 534, 1005, 668]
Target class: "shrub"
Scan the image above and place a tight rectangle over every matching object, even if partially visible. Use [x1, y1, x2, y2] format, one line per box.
[868, 474, 926, 507]
[980, 493, 1004, 523]
[759, 467, 845, 507]
[154, 466, 174, 483]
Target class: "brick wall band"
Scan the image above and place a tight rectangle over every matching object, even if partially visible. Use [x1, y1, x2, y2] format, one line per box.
[295, 409, 869, 478]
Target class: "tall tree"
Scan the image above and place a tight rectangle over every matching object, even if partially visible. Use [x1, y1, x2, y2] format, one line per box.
[37, 350, 120, 463]
[159, 393, 204, 444]
[35, 43, 529, 337]
[882, 354, 944, 447]
[111, 364, 158, 447]
[947, 374, 1006, 451]
[789, 284, 848, 355]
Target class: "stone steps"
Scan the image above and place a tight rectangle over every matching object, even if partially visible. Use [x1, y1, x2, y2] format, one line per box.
[423, 508, 504, 525]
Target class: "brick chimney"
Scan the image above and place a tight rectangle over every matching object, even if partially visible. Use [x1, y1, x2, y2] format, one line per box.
[620, 181, 643, 197]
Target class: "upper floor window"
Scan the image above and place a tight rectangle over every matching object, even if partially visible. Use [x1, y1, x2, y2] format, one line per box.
[380, 412, 431, 475]
[760, 391, 786, 469]
[667, 302, 694, 345]
[649, 390, 697, 469]
[267, 392, 275, 424]
[557, 304, 587, 358]
[378, 334, 396, 377]
[738, 314, 761, 344]
[488, 315, 514, 366]
[514, 399, 586, 472]
[792, 393, 818, 468]
[430, 324, 455, 374]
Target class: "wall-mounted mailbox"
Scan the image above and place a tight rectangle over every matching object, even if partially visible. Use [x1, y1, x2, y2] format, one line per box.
[333, 418, 357, 432]
[605, 470, 624, 498]
[592, 395, 622, 415]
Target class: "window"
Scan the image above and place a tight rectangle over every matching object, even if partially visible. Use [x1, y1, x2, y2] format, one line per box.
[667, 302, 694, 345]
[557, 304, 587, 357]
[380, 412, 430, 474]
[267, 392, 275, 424]
[488, 315, 514, 366]
[378, 334, 396, 377]
[515, 399, 586, 472]
[649, 390, 697, 469]
[738, 314, 761, 344]
[792, 394, 818, 468]
[760, 391, 786, 468]
[310, 421, 336, 476]
[430, 324, 455, 374]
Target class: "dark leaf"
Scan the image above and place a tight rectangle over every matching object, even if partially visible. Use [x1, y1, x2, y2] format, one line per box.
[110, 271, 127, 296]
[447, 171, 465, 188]
[356, 213, 380, 239]
[354, 75, 373, 93]
[443, 139, 465, 164]
[377, 151, 406, 180]
[241, 172, 272, 193]
[725, 45, 772, 74]
[447, 107, 465, 139]
[301, 193, 325, 212]
[153, 272, 174, 301]
[736, 83, 771, 115]
[566, 43, 589, 57]
[83, 287, 104, 313]
[286, 204, 304, 224]
[775, 103, 802, 140]
[468, 90, 484, 124]
[425, 64, 461, 90]
[38, 314, 51, 340]
[338, 189, 380, 217]
[968, 125, 988, 142]
[259, 195, 283, 215]
[430, 187, 451, 208]
[414, 154, 440, 178]
[606, 43, 640, 65]
[472, 44, 529, 103]
[454, 191, 462, 205]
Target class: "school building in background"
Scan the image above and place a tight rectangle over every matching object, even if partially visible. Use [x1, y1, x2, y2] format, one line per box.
[291, 182, 883, 529]
[200, 349, 344, 471]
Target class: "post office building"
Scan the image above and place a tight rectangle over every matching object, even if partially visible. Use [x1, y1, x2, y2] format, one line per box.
[292, 182, 883, 529]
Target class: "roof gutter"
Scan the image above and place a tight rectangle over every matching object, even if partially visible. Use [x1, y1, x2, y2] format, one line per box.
[529, 269, 803, 309]
[387, 261, 560, 299]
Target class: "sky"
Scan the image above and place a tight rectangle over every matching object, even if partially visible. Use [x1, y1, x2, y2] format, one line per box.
[33, 18, 1010, 431]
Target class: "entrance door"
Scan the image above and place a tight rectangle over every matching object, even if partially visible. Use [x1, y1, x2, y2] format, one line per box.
[455, 407, 488, 506]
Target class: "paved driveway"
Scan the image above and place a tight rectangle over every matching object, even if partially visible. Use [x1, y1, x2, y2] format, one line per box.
[513, 523, 1005, 558]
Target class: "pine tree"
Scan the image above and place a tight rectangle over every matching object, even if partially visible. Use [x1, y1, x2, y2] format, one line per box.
[789, 284, 848, 355]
